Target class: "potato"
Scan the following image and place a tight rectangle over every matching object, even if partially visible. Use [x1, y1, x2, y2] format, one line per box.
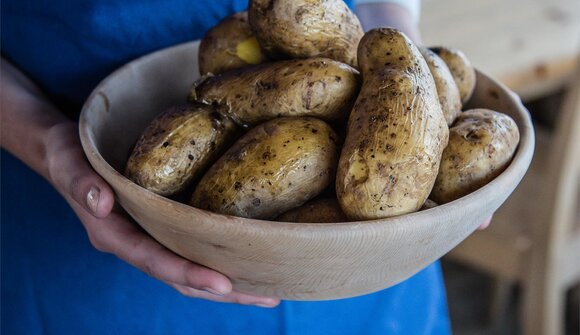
[191, 117, 339, 219]
[419, 47, 462, 125]
[189, 58, 360, 127]
[336, 28, 449, 220]
[198, 11, 267, 75]
[430, 46, 476, 104]
[125, 104, 237, 196]
[420, 199, 438, 210]
[248, 0, 363, 67]
[276, 197, 348, 223]
[430, 108, 520, 204]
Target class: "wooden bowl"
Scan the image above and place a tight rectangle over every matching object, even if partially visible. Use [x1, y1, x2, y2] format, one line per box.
[79, 41, 535, 300]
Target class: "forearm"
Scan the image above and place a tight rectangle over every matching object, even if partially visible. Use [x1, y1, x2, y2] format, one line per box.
[1, 58, 72, 181]
[356, 2, 421, 43]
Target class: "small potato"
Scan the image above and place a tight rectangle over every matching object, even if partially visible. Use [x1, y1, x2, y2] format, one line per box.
[430, 46, 477, 104]
[248, 0, 363, 67]
[276, 197, 348, 223]
[431, 108, 520, 204]
[420, 199, 438, 210]
[191, 117, 339, 219]
[190, 58, 360, 127]
[198, 12, 267, 75]
[125, 104, 237, 196]
[336, 28, 449, 220]
[419, 47, 462, 125]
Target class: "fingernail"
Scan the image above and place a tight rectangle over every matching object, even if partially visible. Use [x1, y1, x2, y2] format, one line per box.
[87, 186, 100, 214]
[202, 287, 225, 296]
[254, 303, 277, 308]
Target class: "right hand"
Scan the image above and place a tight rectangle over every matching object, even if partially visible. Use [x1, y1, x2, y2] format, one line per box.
[46, 121, 280, 307]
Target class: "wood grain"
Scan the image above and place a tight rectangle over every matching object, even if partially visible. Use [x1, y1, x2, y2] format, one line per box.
[421, 0, 580, 100]
[79, 41, 535, 300]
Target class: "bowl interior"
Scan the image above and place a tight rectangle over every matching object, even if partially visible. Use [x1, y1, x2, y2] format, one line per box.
[80, 41, 535, 300]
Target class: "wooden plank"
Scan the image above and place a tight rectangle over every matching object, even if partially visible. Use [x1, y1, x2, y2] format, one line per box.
[421, 0, 580, 100]
[445, 230, 529, 281]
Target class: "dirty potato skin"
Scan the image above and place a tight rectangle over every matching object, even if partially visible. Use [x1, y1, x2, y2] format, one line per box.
[125, 104, 237, 196]
[191, 117, 339, 220]
[420, 199, 438, 210]
[336, 28, 449, 220]
[276, 197, 348, 223]
[190, 58, 360, 127]
[431, 108, 520, 204]
[430, 46, 476, 104]
[419, 47, 462, 125]
[198, 11, 267, 75]
[248, 0, 363, 67]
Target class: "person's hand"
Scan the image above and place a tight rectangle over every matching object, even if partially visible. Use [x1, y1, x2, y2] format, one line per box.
[45, 122, 280, 307]
[477, 216, 493, 230]
[356, 2, 421, 43]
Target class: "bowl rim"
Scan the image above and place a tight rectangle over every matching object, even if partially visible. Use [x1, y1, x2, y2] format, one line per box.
[79, 41, 535, 232]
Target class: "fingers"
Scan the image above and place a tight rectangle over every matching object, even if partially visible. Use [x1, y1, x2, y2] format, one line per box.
[74, 206, 233, 296]
[46, 123, 279, 306]
[73, 202, 279, 306]
[169, 283, 280, 308]
[46, 122, 115, 218]
[96, 211, 279, 306]
[477, 215, 493, 230]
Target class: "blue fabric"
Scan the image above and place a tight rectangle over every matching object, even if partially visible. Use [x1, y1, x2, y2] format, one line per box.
[1, 0, 450, 334]
[1, 149, 450, 334]
[1, 0, 353, 113]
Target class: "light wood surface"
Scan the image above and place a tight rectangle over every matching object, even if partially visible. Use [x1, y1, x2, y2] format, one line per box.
[79, 41, 535, 300]
[448, 67, 580, 335]
[421, 0, 580, 101]
[423, 2, 580, 332]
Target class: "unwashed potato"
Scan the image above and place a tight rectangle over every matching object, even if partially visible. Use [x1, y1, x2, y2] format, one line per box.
[189, 58, 360, 127]
[430, 46, 476, 104]
[336, 28, 449, 220]
[420, 199, 438, 210]
[248, 0, 363, 67]
[198, 11, 267, 75]
[276, 197, 348, 223]
[431, 108, 520, 204]
[125, 104, 237, 196]
[191, 117, 339, 219]
[419, 47, 462, 125]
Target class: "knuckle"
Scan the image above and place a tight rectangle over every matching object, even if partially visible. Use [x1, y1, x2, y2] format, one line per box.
[180, 262, 198, 287]
[69, 175, 85, 202]
[142, 258, 158, 279]
[87, 231, 108, 253]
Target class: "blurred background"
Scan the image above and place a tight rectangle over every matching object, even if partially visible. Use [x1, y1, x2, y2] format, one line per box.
[419, 0, 580, 334]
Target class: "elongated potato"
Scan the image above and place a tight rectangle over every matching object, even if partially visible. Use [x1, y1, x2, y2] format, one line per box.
[430, 46, 476, 104]
[199, 12, 267, 75]
[419, 47, 462, 125]
[336, 28, 449, 220]
[190, 58, 360, 127]
[125, 104, 237, 196]
[248, 0, 363, 67]
[276, 197, 348, 223]
[191, 117, 339, 219]
[431, 108, 520, 204]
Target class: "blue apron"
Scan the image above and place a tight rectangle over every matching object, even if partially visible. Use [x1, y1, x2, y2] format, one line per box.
[1, 1, 451, 333]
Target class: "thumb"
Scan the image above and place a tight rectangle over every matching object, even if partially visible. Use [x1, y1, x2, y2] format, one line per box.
[66, 171, 116, 218]
[47, 123, 115, 218]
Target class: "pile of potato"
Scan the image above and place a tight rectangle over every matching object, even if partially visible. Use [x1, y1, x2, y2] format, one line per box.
[125, 0, 520, 223]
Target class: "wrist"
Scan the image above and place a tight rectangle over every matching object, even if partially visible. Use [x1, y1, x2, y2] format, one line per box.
[1, 100, 71, 181]
[356, 3, 422, 43]
[1, 58, 72, 181]
[44, 121, 82, 192]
